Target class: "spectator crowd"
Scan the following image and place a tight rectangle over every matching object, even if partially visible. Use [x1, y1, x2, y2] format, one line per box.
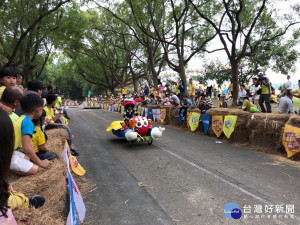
[0, 68, 79, 223]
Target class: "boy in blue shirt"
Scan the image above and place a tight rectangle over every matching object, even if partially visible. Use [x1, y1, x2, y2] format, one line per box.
[11, 93, 52, 176]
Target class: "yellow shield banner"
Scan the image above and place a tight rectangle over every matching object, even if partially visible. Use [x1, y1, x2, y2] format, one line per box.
[223, 115, 237, 138]
[121, 106, 125, 114]
[212, 116, 224, 137]
[282, 124, 300, 158]
[67, 143, 85, 176]
[186, 111, 192, 128]
[189, 112, 201, 132]
[160, 108, 167, 123]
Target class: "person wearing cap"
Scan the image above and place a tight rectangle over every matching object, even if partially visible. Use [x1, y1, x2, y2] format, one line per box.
[256, 72, 271, 113]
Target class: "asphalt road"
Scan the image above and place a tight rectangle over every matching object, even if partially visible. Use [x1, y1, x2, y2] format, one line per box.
[68, 108, 300, 225]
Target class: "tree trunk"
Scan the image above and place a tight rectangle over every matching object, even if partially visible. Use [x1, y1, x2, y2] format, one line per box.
[231, 62, 239, 105]
[178, 61, 187, 92]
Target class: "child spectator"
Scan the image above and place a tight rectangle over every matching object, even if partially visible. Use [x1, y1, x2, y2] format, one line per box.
[219, 95, 228, 108]
[1, 86, 23, 121]
[11, 94, 52, 176]
[0, 68, 18, 114]
[32, 109, 58, 160]
[241, 97, 258, 112]
[44, 94, 79, 156]
[196, 94, 213, 113]
[0, 109, 45, 223]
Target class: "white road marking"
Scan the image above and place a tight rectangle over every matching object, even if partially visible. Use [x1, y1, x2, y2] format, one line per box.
[154, 144, 300, 222]
[88, 112, 110, 122]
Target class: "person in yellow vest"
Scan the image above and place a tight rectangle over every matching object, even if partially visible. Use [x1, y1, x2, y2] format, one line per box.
[256, 72, 272, 113]
[189, 78, 196, 100]
[245, 81, 251, 94]
[12, 94, 52, 176]
[241, 98, 257, 111]
[122, 87, 127, 98]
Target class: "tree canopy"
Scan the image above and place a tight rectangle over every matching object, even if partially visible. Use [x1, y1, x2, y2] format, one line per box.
[0, 0, 299, 101]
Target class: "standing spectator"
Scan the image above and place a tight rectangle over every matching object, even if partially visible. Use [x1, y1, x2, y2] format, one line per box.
[178, 80, 185, 101]
[278, 90, 295, 114]
[165, 84, 171, 94]
[144, 85, 149, 96]
[252, 77, 261, 109]
[257, 72, 272, 113]
[149, 85, 155, 95]
[189, 78, 196, 100]
[122, 86, 127, 98]
[158, 84, 164, 99]
[47, 81, 53, 92]
[245, 81, 251, 94]
[217, 85, 222, 100]
[292, 80, 300, 114]
[169, 92, 180, 106]
[286, 75, 293, 91]
[207, 85, 212, 98]
[238, 85, 247, 105]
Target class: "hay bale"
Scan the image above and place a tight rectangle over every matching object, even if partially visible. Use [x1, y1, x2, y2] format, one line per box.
[248, 113, 291, 153]
[8, 129, 72, 224]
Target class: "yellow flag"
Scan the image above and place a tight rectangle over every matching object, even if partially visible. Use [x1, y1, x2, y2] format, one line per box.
[223, 115, 237, 138]
[67, 143, 85, 176]
[282, 124, 300, 158]
[189, 112, 201, 132]
[212, 116, 223, 137]
[186, 111, 192, 128]
[161, 108, 167, 123]
[121, 105, 125, 114]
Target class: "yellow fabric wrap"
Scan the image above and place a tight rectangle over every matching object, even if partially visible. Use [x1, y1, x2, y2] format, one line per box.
[282, 124, 300, 158]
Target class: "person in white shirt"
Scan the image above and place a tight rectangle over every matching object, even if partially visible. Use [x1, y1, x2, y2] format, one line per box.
[278, 90, 295, 114]
[238, 85, 247, 105]
[287, 75, 293, 90]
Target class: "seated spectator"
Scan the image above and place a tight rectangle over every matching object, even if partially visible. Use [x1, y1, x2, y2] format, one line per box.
[11, 94, 52, 176]
[44, 94, 79, 156]
[219, 95, 228, 108]
[278, 91, 295, 114]
[238, 85, 247, 105]
[32, 109, 58, 160]
[241, 97, 258, 112]
[163, 94, 171, 106]
[196, 94, 213, 113]
[27, 80, 43, 96]
[148, 94, 156, 105]
[169, 92, 180, 106]
[177, 95, 192, 117]
[1, 86, 23, 121]
[0, 109, 45, 223]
